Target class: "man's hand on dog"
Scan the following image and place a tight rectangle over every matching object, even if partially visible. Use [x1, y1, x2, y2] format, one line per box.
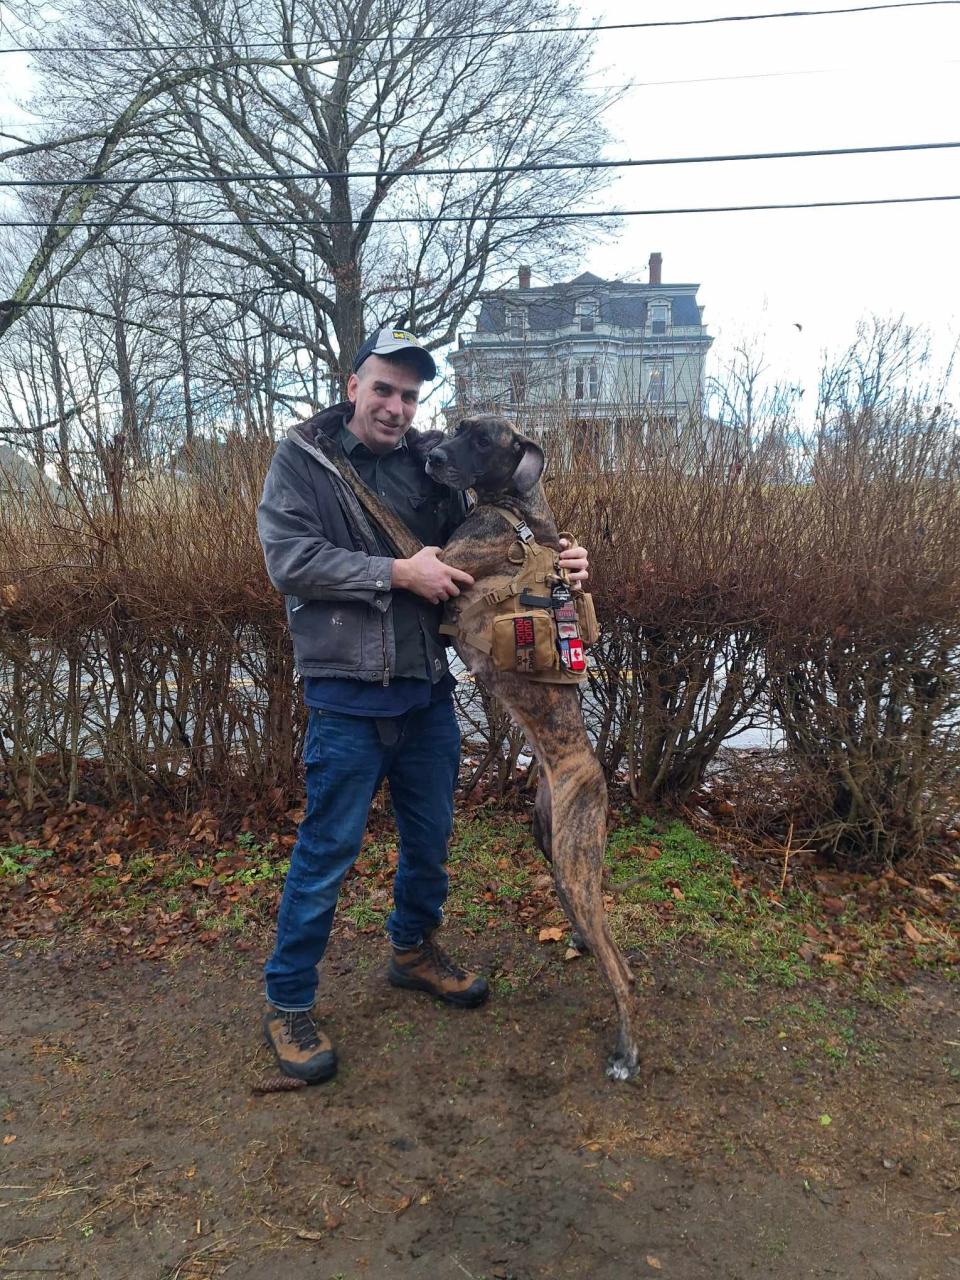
[559, 538, 589, 587]
[395, 539, 587, 604]
[392, 547, 475, 604]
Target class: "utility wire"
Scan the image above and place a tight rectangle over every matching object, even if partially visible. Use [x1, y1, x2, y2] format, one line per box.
[1, 139, 956, 188]
[0, 1, 956, 56]
[2, 57, 958, 118]
[1, 193, 957, 228]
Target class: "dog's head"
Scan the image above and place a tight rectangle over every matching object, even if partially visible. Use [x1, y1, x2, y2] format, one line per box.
[425, 415, 544, 496]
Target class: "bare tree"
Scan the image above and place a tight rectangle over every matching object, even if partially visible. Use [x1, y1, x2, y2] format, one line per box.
[20, 0, 619, 389]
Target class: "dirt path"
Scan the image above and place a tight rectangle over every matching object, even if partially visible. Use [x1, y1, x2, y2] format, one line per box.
[1, 924, 958, 1280]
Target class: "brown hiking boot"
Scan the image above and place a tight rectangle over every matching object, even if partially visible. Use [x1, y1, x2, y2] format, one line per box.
[262, 1007, 337, 1084]
[388, 932, 489, 1008]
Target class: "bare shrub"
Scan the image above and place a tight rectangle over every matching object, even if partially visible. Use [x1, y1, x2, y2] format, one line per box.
[539, 407, 784, 804]
[765, 392, 960, 862]
[0, 434, 302, 807]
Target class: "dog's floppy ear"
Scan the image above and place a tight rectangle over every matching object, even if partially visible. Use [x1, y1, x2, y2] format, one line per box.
[511, 435, 545, 493]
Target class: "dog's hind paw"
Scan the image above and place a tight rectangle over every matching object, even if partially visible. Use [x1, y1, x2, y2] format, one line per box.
[605, 1045, 640, 1082]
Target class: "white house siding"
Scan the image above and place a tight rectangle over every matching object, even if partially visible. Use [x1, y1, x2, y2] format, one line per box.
[447, 266, 712, 431]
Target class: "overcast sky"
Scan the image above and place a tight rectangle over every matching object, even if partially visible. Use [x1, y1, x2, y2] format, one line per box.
[1, 0, 957, 408]
[578, 0, 959, 401]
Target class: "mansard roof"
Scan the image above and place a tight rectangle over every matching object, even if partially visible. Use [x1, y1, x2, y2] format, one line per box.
[476, 271, 704, 335]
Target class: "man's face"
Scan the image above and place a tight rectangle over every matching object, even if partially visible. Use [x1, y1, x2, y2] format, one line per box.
[346, 355, 423, 455]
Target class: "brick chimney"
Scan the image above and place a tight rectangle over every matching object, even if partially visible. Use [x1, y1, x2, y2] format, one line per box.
[518, 265, 531, 289]
[648, 252, 662, 286]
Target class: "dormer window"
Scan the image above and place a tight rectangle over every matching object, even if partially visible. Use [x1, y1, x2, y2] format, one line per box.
[507, 306, 526, 339]
[649, 300, 670, 335]
[577, 298, 598, 333]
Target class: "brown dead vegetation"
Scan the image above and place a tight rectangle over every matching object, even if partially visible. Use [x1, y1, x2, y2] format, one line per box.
[1, 370, 958, 863]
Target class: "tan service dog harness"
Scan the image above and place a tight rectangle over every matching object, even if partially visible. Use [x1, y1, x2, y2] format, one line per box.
[439, 505, 600, 685]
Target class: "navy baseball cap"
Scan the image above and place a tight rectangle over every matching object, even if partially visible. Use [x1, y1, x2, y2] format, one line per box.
[352, 328, 437, 381]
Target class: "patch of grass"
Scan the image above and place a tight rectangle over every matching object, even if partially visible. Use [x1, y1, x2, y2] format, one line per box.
[773, 1000, 886, 1069]
[388, 1016, 417, 1042]
[221, 855, 287, 887]
[160, 859, 204, 889]
[446, 812, 535, 923]
[125, 853, 156, 878]
[341, 900, 386, 929]
[605, 819, 822, 987]
[0, 844, 55, 882]
[207, 905, 250, 934]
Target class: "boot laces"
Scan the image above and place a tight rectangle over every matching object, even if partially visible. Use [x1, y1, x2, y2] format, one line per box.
[283, 1010, 321, 1051]
[424, 937, 467, 981]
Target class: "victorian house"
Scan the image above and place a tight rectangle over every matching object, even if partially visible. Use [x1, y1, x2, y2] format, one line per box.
[446, 254, 713, 452]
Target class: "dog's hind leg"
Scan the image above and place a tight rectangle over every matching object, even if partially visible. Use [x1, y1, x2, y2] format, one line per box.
[534, 774, 595, 954]
[532, 775, 553, 862]
[506, 697, 639, 1080]
[543, 752, 639, 1081]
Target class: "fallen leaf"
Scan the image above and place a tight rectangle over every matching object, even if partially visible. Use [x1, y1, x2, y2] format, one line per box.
[646, 1256, 662, 1270]
[538, 926, 564, 943]
[323, 1209, 343, 1230]
[104, 852, 122, 868]
[903, 921, 929, 945]
[564, 947, 581, 961]
[926, 875, 957, 896]
[820, 953, 845, 965]
[2, 1134, 16, 1145]
[296, 1229, 325, 1241]
[393, 1194, 413, 1217]
[819, 1114, 832, 1126]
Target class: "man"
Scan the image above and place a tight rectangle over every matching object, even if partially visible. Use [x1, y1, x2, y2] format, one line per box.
[256, 329, 588, 1084]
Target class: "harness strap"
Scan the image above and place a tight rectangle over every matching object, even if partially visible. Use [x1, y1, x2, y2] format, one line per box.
[480, 504, 536, 544]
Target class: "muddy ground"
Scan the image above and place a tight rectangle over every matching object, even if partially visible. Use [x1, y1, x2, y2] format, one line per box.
[1, 921, 958, 1280]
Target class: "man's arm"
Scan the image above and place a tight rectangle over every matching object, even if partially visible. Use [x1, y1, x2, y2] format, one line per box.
[257, 444, 395, 603]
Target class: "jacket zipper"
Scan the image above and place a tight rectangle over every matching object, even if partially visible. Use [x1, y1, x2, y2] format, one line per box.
[381, 616, 390, 686]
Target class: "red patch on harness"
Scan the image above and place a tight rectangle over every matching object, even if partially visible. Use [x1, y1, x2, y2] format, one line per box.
[514, 617, 535, 648]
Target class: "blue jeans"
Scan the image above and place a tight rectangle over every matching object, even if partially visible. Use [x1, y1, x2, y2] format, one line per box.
[264, 697, 461, 1011]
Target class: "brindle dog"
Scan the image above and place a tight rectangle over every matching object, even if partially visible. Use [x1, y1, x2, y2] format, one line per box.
[426, 415, 640, 1082]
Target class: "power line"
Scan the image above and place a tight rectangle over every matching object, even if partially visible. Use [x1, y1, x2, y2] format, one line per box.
[2, 139, 956, 188]
[1, 193, 957, 228]
[0, 2, 955, 56]
[1, 57, 958, 119]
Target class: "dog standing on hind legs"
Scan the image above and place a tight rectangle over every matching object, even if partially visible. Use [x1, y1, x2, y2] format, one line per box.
[424, 416, 641, 1081]
[333, 411, 640, 1079]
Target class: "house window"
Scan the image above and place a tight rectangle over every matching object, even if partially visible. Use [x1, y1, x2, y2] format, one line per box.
[507, 306, 526, 339]
[643, 360, 673, 403]
[509, 369, 527, 404]
[577, 299, 598, 333]
[649, 300, 670, 336]
[574, 363, 599, 401]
